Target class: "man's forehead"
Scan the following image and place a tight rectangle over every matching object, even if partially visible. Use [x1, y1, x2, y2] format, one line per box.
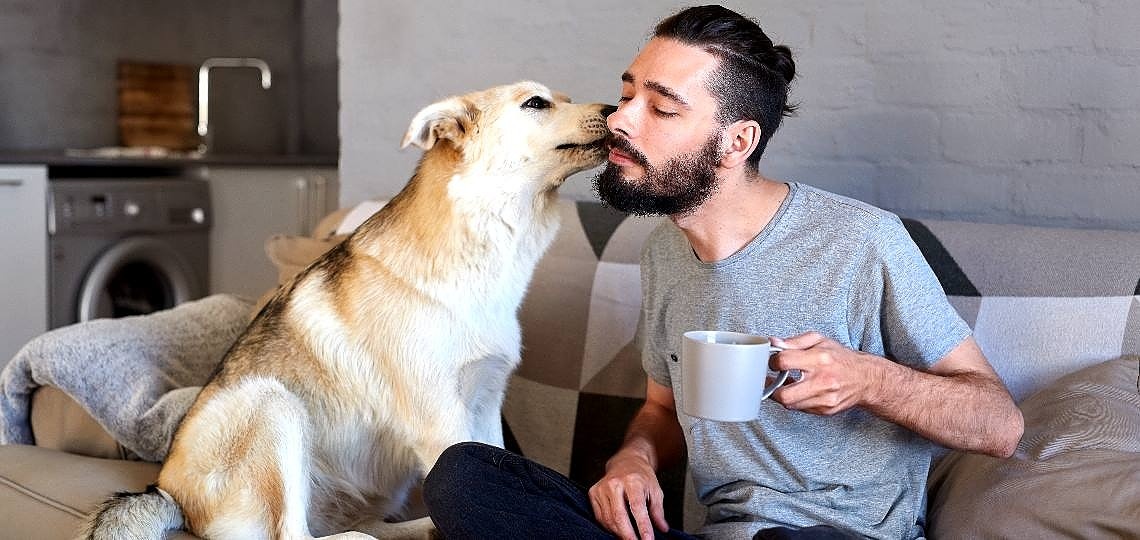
[623, 38, 719, 103]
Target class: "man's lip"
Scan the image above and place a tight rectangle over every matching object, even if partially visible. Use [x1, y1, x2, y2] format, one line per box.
[608, 147, 638, 166]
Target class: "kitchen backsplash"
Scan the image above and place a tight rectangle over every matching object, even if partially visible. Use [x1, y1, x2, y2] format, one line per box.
[0, 0, 337, 156]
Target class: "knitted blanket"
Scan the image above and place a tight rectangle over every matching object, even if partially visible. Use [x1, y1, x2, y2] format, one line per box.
[0, 294, 253, 461]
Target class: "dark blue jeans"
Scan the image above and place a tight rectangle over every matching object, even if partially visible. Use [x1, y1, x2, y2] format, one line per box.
[423, 442, 862, 540]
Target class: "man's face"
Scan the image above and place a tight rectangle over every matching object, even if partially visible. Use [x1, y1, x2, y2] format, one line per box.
[593, 38, 726, 216]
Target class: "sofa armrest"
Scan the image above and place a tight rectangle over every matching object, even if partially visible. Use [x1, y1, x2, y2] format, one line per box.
[29, 386, 130, 460]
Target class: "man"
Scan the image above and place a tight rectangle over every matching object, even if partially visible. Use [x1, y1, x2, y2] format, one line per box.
[425, 5, 1023, 539]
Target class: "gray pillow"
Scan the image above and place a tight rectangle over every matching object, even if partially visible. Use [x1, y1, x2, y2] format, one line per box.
[926, 356, 1140, 539]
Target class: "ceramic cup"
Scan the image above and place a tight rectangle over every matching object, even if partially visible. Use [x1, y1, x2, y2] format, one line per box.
[680, 330, 791, 421]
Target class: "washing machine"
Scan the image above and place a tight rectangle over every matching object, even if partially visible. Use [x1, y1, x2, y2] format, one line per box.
[48, 178, 211, 329]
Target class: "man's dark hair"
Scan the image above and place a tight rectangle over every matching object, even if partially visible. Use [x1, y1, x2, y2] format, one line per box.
[654, 5, 797, 170]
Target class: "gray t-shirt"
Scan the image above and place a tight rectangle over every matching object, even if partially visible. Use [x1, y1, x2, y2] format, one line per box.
[639, 183, 971, 540]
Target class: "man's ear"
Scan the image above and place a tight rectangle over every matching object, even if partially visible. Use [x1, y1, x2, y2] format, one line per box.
[401, 97, 477, 150]
[720, 120, 761, 169]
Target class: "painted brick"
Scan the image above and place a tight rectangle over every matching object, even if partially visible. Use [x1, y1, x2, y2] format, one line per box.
[939, 1, 1094, 53]
[1083, 113, 1140, 166]
[874, 56, 1006, 108]
[809, 2, 867, 57]
[1011, 54, 1140, 110]
[772, 108, 940, 162]
[941, 112, 1082, 164]
[1012, 171, 1140, 226]
[763, 114, 836, 160]
[836, 109, 941, 162]
[792, 57, 874, 110]
[875, 164, 1013, 217]
[1095, 0, 1140, 52]
[748, 6, 812, 52]
[866, 1, 944, 57]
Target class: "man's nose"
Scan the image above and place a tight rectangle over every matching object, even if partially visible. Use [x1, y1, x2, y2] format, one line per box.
[607, 103, 632, 137]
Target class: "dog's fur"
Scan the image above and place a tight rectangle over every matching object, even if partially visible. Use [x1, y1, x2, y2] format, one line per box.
[84, 81, 611, 540]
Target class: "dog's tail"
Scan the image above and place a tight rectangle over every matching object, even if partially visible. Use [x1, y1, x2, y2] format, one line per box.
[81, 484, 184, 540]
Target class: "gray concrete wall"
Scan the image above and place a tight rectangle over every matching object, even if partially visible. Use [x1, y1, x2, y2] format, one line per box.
[0, 0, 338, 156]
[340, 0, 1140, 230]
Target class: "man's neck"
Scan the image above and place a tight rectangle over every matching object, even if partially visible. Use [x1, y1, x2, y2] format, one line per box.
[671, 171, 789, 263]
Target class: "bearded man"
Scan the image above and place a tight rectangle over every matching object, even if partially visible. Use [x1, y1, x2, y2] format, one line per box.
[424, 6, 1023, 540]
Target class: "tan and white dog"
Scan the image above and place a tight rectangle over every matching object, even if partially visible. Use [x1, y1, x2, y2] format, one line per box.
[84, 81, 613, 540]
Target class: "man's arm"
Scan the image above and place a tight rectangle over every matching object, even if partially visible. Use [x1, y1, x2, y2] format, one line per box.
[771, 333, 1024, 457]
[588, 377, 686, 540]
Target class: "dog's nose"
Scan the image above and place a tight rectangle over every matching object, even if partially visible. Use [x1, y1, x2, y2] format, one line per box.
[601, 104, 618, 117]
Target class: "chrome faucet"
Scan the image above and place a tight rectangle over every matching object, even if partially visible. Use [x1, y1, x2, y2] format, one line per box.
[196, 57, 272, 153]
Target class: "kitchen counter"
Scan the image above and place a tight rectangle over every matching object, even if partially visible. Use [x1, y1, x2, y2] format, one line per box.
[0, 149, 337, 169]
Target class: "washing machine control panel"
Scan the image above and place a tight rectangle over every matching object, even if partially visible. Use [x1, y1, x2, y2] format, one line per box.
[49, 179, 210, 235]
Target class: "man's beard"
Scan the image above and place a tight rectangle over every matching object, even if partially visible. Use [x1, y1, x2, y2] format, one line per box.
[592, 131, 722, 216]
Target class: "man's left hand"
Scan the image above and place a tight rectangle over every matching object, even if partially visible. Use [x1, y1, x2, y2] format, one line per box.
[768, 332, 880, 415]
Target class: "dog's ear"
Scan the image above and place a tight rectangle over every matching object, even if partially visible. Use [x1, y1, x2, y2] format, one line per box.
[401, 98, 477, 150]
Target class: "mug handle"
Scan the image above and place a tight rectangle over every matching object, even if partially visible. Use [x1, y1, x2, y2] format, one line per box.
[760, 345, 790, 400]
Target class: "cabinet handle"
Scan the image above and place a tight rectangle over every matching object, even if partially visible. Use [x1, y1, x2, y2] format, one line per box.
[0, 179, 23, 187]
[295, 177, 310, 235]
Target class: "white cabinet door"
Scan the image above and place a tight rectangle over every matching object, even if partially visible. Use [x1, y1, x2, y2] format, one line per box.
[0, 165, 48, 370]
[203, 166, 338, 300]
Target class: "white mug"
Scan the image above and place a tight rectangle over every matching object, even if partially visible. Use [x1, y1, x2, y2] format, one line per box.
[680, 330, 791, 422]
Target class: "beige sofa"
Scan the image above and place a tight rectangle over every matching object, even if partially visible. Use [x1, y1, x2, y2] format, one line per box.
[2, 199, 1138, 539]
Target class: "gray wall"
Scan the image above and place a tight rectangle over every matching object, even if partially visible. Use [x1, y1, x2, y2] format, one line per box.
[0, 0, 337, 155]
[340, 0, 1140, 230]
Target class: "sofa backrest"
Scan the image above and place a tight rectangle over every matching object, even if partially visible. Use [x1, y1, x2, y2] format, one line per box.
[902, 218, 1140, 401]
[501, 199, 1140, 526]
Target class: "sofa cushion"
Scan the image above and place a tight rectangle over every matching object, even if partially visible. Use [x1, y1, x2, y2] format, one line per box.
[926, 356, 1140, 539]
[30, 386, 127, 460]
[0, 444, 197, 539]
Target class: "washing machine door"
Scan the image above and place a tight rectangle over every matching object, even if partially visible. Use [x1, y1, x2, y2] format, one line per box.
[77, 237, 201, 323]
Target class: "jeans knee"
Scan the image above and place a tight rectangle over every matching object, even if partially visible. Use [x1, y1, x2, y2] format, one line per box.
[423, 441, 492, 508]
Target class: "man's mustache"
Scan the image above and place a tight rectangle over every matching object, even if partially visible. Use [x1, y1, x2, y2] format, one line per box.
[605, 133, 650, 167]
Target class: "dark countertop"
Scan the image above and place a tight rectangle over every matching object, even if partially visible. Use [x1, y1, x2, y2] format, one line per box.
[0, 149, 338, 168]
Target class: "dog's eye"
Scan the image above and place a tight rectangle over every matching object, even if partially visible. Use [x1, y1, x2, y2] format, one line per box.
[521, 96, 551, 110]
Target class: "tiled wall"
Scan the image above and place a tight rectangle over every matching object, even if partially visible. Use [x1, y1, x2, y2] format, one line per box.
[0, 0, 337, 155]
[339, 0, 1140, 230]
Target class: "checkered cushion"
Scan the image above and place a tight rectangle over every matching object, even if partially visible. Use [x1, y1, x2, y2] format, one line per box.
[503, 200, 1140, 528]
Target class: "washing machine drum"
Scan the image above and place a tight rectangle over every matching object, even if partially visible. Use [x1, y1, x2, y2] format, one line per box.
[78, 237, 201, 322]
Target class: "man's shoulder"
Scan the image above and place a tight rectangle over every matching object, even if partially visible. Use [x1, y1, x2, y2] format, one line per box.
[789, 183, 904, 238]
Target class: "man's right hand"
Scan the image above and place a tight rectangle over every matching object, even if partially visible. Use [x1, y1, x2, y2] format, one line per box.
[588, 447, 669, 540]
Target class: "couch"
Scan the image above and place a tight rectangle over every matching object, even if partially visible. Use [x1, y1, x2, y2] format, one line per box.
[1, 198, 1138, 539]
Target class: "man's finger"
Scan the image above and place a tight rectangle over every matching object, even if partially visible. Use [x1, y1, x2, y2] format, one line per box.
[771, 331, 826, 350]
[648, 483, 669, 532]
[591, 484, 631, 539]
[627, 490, 655, 540]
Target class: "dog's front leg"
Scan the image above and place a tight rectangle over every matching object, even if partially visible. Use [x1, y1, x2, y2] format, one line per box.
[458, 353, 514, 448]
[471, 403, 505, 448]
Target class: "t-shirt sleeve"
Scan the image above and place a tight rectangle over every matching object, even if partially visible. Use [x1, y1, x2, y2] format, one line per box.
[848, 215, 972, 370]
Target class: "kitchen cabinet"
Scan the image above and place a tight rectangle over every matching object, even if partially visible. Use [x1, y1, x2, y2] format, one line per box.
[203, 166, 338, 300]
[0, 165, 48, 370]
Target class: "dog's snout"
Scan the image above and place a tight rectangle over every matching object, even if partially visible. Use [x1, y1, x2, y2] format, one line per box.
[601, 104, 618, 117]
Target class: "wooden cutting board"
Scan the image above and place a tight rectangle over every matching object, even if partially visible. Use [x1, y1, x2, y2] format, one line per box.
[117, 61, 198, 150]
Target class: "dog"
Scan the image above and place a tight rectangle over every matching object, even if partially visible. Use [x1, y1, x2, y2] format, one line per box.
[84, 81, 613, 540]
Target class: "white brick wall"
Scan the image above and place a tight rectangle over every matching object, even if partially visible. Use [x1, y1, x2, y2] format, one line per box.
[340, 1, 1140, 230]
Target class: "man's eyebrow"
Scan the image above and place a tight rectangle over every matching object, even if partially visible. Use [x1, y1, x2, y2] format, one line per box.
[621, 71, 692, 110]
